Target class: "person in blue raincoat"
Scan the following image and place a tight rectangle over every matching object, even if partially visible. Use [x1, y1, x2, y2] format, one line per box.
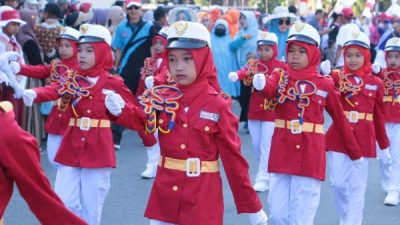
[211, 19, 240, 97]
[229, 11, 259, 126]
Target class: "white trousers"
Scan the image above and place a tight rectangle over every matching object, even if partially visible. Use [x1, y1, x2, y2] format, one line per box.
[268, 173, 321, 225]
[328, 152, 368, 225]
[54, 165, 112, 225]
[149, 219, 177, 225]
[248, 120, 274, 182]
[46, 134, 62, 169]
[145, 131, 160, 170]
[377, 123, 400, 192]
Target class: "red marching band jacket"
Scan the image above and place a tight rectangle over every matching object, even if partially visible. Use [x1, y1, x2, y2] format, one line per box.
[32, 72, 145, 168]
[259, 69, 361, 180]
[20, 62, 74, 135]
[325, 70, 389, 158]
[375, 68, 400, 123]
[236, 58, 286, 121]
[139, 84, 262, 225]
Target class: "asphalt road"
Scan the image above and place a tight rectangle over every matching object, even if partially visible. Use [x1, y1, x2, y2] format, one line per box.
[3, 102, 400, 225]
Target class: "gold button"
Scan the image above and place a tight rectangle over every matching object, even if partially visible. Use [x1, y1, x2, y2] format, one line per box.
[172, 185, 178, 191]
[260, 104, 263, 107]
[87, 109, 91, 114]
[318, 100, 322, 104]
[183, 123, 188, 128]
[180, 144, 186, 150]
[159, 119, 164, 124]
[368, 93, 372, 97]
[58, 114, 62, 118]
[204, 126, 210, 132]
[355, 102, 359, 105]
[296, 144, 301, 149]
[89, 96, 93, 100]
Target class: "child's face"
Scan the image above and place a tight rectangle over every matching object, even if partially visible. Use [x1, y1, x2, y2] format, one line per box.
[153, 39, 165, 55]
[3, 22, 20, 36]
[287, 44, 308, 70]
[58, 39, 74, 60]
[387, 51, 400, 69]
[257, 45, 274, 61]
[78, 43, 95, 70]
[345, 47, 364, 71]
[168, 49, 197, 86]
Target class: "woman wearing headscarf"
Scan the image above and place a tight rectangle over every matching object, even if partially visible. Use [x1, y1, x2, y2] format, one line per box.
[16, 9, 46, 142]
[211, 19, 240, 97]
[264, 6, 296, 61]
[106, 5, 125, 37]
[198, 11, 212, 31]
[226, 9, 240, 38]
[229, 11, 259, 128]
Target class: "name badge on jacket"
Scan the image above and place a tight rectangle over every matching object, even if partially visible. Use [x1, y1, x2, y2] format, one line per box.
[200, 111, 219, 122]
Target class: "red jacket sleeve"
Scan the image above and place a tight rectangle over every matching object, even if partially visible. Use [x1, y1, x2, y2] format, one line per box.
[236, 67, 248, 80]
[260, 69, 281, 99]
[325, 80, 362, 160]
[373, 78, 390, 149]
[19, 64, 51, 79]
[216, 97, 262, 214]
[33, 82, 60, 103]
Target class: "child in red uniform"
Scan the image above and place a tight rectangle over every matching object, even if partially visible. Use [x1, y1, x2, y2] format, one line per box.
[15, 27, 80, 169]
[371, 37, 400, 206]
[321, 31, 390, 225]
[0, 101, 87, 225]
[228, 31, 285, 192]
[22, 24, 145, 225]
[252, 23, 361, 225]
[135, 27, 170, 179]
[140, 21, 268, 225]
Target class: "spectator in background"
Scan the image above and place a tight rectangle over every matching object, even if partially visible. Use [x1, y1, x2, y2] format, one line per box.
[35, 3, 63, 63]
[308, 9, 323, 32]
[23, 0, 39, 11]
[225, 9, 240, 38]
[198, 11, 212, 31]
[229, 11, 259, 129]
[106, 5, 125, 37]
[65, 10, 93, 30]
[263, 6, 296, 60]
[16, 9, 46, 142]
[153, 6, 167, 32]
[211, 19, 240, 97]
[3, 0, 18, 9]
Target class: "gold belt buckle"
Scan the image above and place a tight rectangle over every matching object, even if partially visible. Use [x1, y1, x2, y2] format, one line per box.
[290, 119, 302, 134]
[348, 111, 359, 123]
[80, 117, 91, 131]
[186, 158, 201, 177]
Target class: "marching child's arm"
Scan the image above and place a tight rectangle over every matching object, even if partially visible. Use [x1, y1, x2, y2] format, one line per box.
[325, 81, 362, 160]
[18, 64, 52, 79]
[373, 79, 390, 150]
[216, 97, 263, 213]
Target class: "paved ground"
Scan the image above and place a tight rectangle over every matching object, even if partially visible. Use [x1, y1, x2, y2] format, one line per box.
[3, 103, 400, 225]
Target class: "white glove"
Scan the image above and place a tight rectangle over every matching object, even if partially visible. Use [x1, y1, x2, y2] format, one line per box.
[379, 148, 392, 165]
[0, 51, 20, 64]
[105, 92, 125, 116]
[320, 60, 331, 75]
[22, 89, 37, 106]
[372, 63, 381, 74]
[0, 70, 9, 85]
[353, 157, 364, 169]
[228, 71, 238, 82]
[9, 61, 21, 74]
[144, 76, 155, 89]
[13, 81, 25, 99]
[252, 73, 266, 91]
[248, 209, 268, 225]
